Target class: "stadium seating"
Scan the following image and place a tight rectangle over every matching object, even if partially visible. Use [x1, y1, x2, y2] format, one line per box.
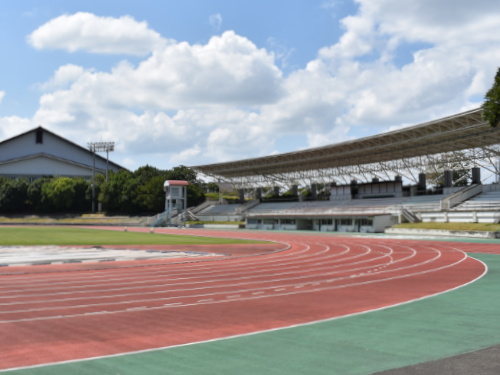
[196, 203, 243, 222]
[451, 190, 500, 211]
[245, 195, 443, 217]
[187, 184, 500, 229]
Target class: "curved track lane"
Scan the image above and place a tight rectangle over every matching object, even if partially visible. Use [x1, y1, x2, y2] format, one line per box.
[0, 228, 486, 371]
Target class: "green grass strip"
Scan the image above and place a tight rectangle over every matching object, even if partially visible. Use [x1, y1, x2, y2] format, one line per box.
[4, 253, 500, 375]
[393, 222, 500, 232]
[0, 227, 265, 246]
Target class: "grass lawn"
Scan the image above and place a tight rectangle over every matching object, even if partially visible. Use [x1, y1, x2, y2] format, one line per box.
[0, 227, 266, 246]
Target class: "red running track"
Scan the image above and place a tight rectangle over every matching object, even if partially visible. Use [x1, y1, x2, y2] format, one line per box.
[0, 228, 490, 370]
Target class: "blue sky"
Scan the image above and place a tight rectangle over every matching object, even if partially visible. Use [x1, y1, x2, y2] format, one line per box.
[1, 0, 499, 171]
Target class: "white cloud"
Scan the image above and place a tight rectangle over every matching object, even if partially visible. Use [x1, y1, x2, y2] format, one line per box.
[267, 37, 295, 70]
[209, 13, 223, 31]
[0, 91, 4, 103]
[32, 30, 284, 123]
[10, 4, 500, 171]
[314, 0, 500, 130]
[0, 116, 34, 141]
[27, 12, 166, 55]
[39, 64, 86, 90]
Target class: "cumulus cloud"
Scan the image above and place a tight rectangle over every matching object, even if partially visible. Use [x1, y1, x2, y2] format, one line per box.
[8, 3, 500, 170]
[28, 30, 283, 167]
[27, 12, 166, 55]
[0, 91, 4, 103]
[39, 64, 86, 90]
[314, 0, 500, 130]
[34, 30, 284, 121]
[130, 31, 284, 108]
[0, 116, 34, 141]
[209, 13, 223, 31]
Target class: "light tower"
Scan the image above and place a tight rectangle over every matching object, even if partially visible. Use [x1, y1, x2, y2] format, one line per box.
[88, 141, 115, 212]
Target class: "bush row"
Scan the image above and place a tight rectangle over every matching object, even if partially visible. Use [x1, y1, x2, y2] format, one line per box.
[0, 165, 206, 215]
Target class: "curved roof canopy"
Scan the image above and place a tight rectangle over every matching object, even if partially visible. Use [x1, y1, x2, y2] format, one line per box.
[192, 108, 500, 186]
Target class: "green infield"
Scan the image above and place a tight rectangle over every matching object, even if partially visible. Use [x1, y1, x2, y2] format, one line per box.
[0, 227, 266, 246]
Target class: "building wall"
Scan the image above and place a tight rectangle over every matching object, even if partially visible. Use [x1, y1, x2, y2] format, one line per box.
[0, 128, 122, 179]
[0, 155, 92, 178]
[246, 215, 392, 233]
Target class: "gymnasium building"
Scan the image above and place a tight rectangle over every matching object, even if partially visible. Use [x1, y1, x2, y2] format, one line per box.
[0, 126, 124, 180]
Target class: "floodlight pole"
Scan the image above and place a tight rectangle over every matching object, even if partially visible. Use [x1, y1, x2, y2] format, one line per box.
[92, 149, 96, 212]
[106, 149, 109, 182]
[88, 141, 115, 212]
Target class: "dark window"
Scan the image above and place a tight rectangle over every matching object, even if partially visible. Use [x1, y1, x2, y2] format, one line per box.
[36, 129, 43, 144]
[359, 218, 373, 226]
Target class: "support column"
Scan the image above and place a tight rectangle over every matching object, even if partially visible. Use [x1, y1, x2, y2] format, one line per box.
[418, 173, 426, 193]
[472, 167, 481, 185]
[444, 170, 453, 188]
[311, 183, 317, 200]
[350, 180, 358, 198]
[256, 188, 262, 200]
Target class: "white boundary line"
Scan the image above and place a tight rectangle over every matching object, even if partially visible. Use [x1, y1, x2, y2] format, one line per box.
[0, 255, 488, 373]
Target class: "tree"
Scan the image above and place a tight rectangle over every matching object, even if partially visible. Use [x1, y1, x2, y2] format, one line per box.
[136, 175, 166, 212]
[482, 67, 500, 127]
[27, 178, 48, 211]
[425, 153, 472, 189]
[206, 182, 219, 193]
[99, 170, 136, 213]
[41, 177, 78, 211]
[166, 165, 199, 183]
[98, 165, 206, 214]
[0, 177, 29, 213]
[72, 178, 91, 212]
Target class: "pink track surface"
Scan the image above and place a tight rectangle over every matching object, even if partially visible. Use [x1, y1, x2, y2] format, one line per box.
[0, 227, 495, 370]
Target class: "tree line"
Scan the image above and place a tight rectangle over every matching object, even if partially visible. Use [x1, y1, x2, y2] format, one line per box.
[0, 165, 207, 215]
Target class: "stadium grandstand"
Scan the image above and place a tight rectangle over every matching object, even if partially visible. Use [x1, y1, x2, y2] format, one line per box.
[188, 108, 500, 233]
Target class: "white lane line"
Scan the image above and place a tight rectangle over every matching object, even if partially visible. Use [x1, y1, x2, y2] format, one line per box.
[126, 306, 147, 311]
[0, 240, 356, 289]
[0, 247, 394, 301]
[0, 247, 399, 303]
[0, 243, 326, 292]
[3, 256, 486, 375]
[1, 252, 420, 313]
[0, 251, 471, 324]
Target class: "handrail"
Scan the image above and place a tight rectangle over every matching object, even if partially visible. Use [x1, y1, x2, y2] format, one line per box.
[400, 208, 419, 223]
[190, 200, 214, 214]
[236, 199, 260, 214]
[440, 184, 482, 210]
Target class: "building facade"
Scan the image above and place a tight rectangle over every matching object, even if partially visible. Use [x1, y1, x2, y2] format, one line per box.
[0, 127, 124, 180]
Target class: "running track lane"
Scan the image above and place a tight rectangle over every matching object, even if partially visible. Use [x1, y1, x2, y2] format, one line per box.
[0, 228, 486, 371]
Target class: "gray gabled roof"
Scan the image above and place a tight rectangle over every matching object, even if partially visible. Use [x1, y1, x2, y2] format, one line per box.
[0, 126, 126, 172]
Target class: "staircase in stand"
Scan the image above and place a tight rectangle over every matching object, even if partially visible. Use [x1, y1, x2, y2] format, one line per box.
[401, 208, 420, 223]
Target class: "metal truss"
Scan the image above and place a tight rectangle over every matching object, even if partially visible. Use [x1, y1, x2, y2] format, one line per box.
[193, 108, 500, 189]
